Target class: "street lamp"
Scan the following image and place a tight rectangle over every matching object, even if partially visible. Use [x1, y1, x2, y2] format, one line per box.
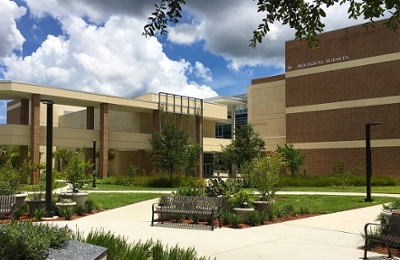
[41, 98, 54, 217]
[91, 140, 97, 189]
[364, 122, 382, 202]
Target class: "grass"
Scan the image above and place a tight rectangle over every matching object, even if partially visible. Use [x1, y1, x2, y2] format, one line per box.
[278, 185, 400, 194]
[82, 184, 176, 191]
[88, 192, 164, 209]
[271, 195, 394, 214]
[86, 192, 396, 214]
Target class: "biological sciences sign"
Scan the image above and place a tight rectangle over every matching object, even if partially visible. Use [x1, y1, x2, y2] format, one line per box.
[286, 55, 349, 71]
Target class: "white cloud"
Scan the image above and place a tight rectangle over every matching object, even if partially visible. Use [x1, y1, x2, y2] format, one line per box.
[1, 14, 217, 98]
[168, 23, 202, 45]
[0, 0, 26, 57]
[194, 62, 212, 82]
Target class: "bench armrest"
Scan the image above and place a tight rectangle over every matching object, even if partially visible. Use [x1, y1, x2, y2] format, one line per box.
[364, 222, 383, 236]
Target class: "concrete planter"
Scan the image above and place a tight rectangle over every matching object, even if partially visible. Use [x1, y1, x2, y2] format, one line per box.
[14, 193, 28, 209]
[252, 200, 273, 213]
[59, 192, 89, 206]
[233, 208, 255, 222]
[26, 199, 46, 216]
[56, 201, 77, 214]
[380, 209, 400, 223]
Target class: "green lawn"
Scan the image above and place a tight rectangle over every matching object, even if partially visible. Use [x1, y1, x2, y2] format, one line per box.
[279, 185, 400, 194]
[82, 184, 176, 191]
[86, 192, 396, 214]
[88, 193, 165, 209]
[271, 195, 394, 214]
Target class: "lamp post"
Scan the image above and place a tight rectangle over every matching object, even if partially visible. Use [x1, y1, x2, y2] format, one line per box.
[91, 140, 97, 189]
[365, 122, 382, 202]
[41, 98, 54, 217]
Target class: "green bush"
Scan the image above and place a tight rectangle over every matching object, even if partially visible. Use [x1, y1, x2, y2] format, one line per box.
[85, 198, 97, 213]
[78, 229, 214, 260]
[278, 174, 398, 187]
[247, 210, 260, 226]
[228, 212, 241, 228]
[0, 222, 71, 260]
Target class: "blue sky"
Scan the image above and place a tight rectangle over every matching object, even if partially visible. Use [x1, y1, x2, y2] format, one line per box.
[0, 0, 369, 124]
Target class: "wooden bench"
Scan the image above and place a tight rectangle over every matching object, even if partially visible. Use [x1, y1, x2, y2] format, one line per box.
[151, 196, 223, 231]
[364, 212, 400, 259]
[0, 196, 16, 221]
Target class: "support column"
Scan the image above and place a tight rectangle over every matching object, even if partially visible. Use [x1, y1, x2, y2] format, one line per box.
[137, 149, 146, 175]
[20, 99, 29, 167]
[86, 107, 95, 174]
[99, 103, 108, 178]
[151, 110, 160, 174]
[195, 115, 203, 178]
[30, 94, 40, 184]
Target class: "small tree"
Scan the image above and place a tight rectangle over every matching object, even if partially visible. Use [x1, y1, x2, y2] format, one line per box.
[185, 143, 201, 176]
[53, 148, 71, 172]
[276, 143, 306, 176]
[150, 124, 190, 184]
[220, 124, 266, 173]
[63, 147, 93, 192]
[249, 155, 282, 201]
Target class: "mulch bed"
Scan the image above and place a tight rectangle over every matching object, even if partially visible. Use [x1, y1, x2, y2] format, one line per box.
[0, 210, 103, 223]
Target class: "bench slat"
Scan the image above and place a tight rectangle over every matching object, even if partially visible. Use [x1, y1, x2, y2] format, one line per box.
[151, 196, 223, 231]
[364, 212, 400, 259]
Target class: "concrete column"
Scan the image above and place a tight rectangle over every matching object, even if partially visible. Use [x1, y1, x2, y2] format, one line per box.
[152, 110, 160, 135]
[30, 94, 40, 184]
[86, 107, 95, 174]
[137, 149, 146, 175]
[99, 103, 108, 178]
[19, 99, 29, 167]
[195, 115, 203, 178]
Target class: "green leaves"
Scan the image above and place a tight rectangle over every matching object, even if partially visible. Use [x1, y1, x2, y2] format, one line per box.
[143, 0, 186, 38]
[144, 0, 399, 49]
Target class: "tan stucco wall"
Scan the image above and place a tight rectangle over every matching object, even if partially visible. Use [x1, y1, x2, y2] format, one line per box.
[248, 79, 286, 151]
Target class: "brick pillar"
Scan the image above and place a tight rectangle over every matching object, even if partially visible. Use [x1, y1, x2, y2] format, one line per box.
[195, 115, 203, 178]
[31, 94, 40, 184]
[99, 103, 108, 178]
[152, 110, 160, 136]
[86, 107, 95, 174]
[137, 149, 146, 175]
[19, 99, 29, 167]
[151, 110, 160, 174]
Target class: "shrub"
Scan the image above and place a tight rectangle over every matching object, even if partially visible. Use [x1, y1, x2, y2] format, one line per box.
[221, 210, 230, 225]
[78, 229, 215, 260]
[33, 207, 46, 221]
[75, 204, 86, 216]
[205, 177, 242, 197]
[85, 198, 97, 213]
[276, 143, 306, 176]
[173, 187, 203, 196]
[247, 211, 260, 226]
[0, 222, 71, 260]
[228, 212, 241, 228]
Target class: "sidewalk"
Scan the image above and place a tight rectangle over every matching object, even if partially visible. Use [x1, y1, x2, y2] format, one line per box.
[47, 190, 399, 259]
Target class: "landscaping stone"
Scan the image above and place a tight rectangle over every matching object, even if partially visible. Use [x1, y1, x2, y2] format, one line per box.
[45, 240, 107, 260]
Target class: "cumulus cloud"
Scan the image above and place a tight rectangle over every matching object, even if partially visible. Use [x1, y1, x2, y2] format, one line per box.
[193, 62, 212, 82]
[168, 23, 202, 45]
[1, 14, 217, 98]
[0, 0, 26, 57]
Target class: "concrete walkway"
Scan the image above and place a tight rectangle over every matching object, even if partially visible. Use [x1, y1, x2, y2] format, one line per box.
[46, 189, 400, 259]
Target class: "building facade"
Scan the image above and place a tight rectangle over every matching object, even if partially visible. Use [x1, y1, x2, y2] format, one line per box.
[2, 82, 231, 180]
[248, 19, 400, 177]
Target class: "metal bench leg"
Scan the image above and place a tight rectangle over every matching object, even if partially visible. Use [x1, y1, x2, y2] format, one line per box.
[387, 244, 392, 258]
[363, 237, 368, 260]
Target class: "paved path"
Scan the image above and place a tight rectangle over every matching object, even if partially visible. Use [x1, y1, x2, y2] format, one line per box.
[46, 189, 400, 259]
